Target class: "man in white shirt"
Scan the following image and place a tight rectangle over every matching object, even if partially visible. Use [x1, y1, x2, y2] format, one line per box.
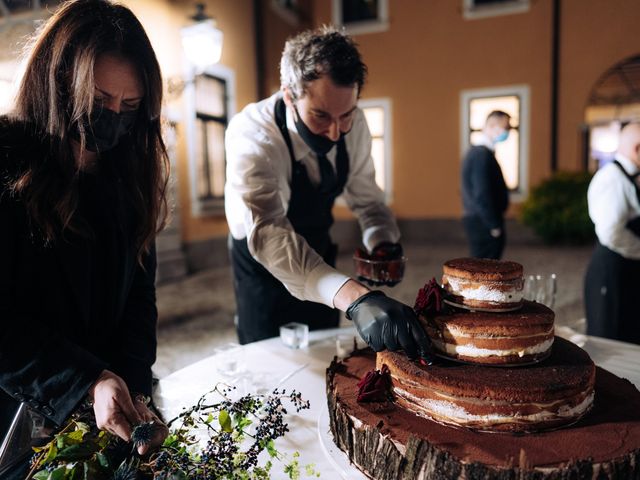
[584, 122, 640, 345]
[225, 27, 431, 361]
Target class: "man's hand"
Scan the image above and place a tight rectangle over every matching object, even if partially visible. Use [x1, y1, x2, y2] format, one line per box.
[346, 291, 433, 362]
[370, 242, 403, 260]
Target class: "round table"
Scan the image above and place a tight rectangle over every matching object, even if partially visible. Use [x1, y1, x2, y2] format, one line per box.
[154, 327, 640, 479]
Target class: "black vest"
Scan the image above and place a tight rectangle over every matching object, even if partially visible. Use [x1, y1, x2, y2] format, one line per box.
[273, 97, 349, 254]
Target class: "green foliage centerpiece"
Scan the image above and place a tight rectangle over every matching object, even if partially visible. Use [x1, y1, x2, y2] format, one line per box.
[28, 385, 318, 480]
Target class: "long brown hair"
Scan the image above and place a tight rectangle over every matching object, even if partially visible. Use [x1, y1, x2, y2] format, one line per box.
[11, 0, 168, 261]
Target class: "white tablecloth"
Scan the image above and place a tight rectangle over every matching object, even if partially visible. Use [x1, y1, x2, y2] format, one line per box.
[154, 327, 640, 479]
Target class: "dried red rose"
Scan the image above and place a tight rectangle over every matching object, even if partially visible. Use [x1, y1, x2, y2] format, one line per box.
[414, 278, 444, 316]
[356, 364, 392, 403]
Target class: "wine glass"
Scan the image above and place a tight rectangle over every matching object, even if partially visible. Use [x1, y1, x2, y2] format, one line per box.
[523, 273, 557, 309]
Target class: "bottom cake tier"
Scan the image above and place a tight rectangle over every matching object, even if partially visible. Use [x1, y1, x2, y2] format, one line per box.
[326, 348, 640, 480]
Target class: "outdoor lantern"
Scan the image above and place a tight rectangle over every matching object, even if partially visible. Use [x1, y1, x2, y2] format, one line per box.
[180, 3, 223, 72]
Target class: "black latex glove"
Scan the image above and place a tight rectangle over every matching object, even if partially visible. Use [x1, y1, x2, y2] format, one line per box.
[346, 291, 434, 363]
[371, 242, 403, 260]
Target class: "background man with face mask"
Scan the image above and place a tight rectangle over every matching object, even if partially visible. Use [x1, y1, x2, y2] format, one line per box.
[584, 122, 640, 345]
[461, 110, 511, 259]
[225, 26, 431, 362]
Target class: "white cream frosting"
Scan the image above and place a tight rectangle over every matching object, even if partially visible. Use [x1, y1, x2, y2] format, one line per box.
[443, 274, 523, 303]
[432, 337, 554, 358]
[395, 388, 594, 426]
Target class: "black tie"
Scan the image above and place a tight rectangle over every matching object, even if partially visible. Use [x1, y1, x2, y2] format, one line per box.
[317, 153, 337, 194]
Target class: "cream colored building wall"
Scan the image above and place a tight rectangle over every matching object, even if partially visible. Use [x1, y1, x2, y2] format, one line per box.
[557, 0, 640, 172]
[124, 0, 257, 243]
[311, 0, 553, 220]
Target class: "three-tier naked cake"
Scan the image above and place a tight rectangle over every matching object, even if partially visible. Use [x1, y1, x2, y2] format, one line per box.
[326, 258, 640, 479]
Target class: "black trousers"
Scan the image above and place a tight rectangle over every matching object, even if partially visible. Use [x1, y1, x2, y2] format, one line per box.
[584, 242, 640, 344]
[462, 215, 505, 260]
[229, 236, 340, 345]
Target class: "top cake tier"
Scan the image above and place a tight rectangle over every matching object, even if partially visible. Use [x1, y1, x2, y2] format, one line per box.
[442, 258, 524, 312]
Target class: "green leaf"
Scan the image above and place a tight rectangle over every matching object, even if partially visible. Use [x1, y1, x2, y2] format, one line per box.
[48, 466, 67, 480]
[43, 443, 58, 464]
[235, 415, 252, 430]
[96, 452, 109, 469]
[74, 422, 90, 434]
[163, 433, 180, 447]
[66, 429, 85, 443]
[205, 413, 214, 424]
[218, 409, 232, 433]
[266, 439, 278, 458]
[57, 443, 95, 460]
[32, 472, 50, 480]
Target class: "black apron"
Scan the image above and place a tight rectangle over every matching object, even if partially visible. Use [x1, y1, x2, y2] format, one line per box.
[584, 160, 640, 344]
[230, 98, 349, 344]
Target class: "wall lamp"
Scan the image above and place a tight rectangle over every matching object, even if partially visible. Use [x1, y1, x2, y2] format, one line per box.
[168, 3, 223, 96]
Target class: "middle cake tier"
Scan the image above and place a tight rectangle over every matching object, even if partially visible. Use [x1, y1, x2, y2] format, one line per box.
[420, 300, 555, 365]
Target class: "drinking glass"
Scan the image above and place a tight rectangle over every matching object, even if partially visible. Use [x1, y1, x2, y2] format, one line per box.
[213, 342, 243, 377]
[523, 273, 557, 309]
[279, 322, 309, 349]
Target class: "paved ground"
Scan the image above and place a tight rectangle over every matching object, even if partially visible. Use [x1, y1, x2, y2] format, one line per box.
[154, 241, 593, 379]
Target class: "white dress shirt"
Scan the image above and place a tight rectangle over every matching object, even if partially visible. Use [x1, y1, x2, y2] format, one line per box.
[588, 153, 640, 259]
[224, 92, 400, 307]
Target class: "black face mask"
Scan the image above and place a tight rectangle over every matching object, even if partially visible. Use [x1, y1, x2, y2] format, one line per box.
[81, 107, 138, 153]
[293, 105, 341, 156]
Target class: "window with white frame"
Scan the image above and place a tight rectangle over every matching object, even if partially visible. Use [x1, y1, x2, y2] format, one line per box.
[460, 85, 530, 200]
[186, 64, 235, 216]
[360, 98, 392, 202]
[332, 0, 389, 35]
[462, 0, 529, 20]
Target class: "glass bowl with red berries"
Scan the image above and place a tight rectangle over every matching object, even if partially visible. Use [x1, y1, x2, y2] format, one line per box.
[353, 243, 406, 286]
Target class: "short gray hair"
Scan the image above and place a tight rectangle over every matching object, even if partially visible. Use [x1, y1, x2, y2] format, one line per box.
[280, 25, 367, 100]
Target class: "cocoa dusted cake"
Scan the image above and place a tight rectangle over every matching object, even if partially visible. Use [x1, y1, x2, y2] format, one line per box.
[421, 300, 555, 365]
[377, 337, 594, 433]
[442, 257, 524, 312]
[326, 347, 640, 479]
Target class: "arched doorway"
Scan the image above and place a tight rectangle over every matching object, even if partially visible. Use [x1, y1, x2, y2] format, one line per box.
[583, 55, 640, 171]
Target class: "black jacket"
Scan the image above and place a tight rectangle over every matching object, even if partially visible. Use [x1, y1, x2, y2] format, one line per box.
[0, 117, 157, 430]
[461, 145, 509, 230]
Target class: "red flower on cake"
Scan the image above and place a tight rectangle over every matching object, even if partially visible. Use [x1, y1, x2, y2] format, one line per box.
[414, 278, 444, 315]
[356, 364, 392, 403]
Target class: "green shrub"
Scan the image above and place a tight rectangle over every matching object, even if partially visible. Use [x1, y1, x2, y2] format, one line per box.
[520, 171, 595, 244]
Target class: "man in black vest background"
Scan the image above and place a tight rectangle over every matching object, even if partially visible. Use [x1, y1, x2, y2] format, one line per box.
[224, 27, 431, 361]
[584, 122, 640, 344]
[461, 110, 511, 259]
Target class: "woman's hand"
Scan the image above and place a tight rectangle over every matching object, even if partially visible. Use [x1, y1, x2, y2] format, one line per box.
[88, 370, 141, 444]
[131, 395, 170, 455]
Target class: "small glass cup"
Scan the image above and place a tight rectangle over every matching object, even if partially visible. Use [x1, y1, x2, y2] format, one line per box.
[213, 342, 242, 377]
[523, 273, 557, 309]
[279, 322, 309, 349]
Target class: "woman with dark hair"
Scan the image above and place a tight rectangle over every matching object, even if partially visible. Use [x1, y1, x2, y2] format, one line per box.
[0, 0, 169, 475]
